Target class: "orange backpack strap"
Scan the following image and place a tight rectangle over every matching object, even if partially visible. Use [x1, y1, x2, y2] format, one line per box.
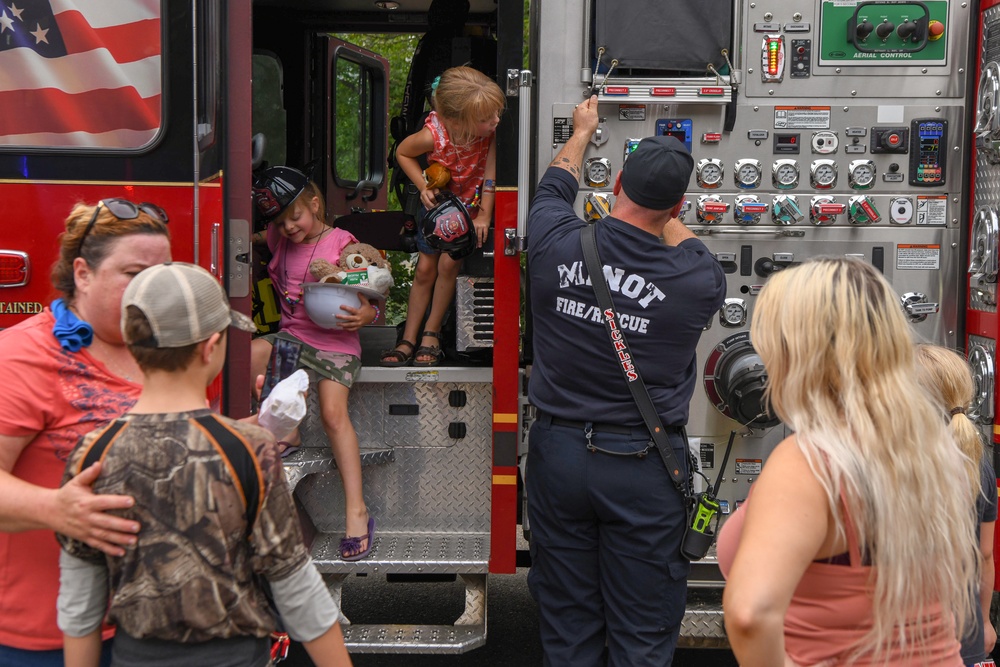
[77, 420, 128, 474]
[193, 414, 264, 537]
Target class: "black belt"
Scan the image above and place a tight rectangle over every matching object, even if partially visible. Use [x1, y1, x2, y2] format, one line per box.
[548, 415, 681, 436]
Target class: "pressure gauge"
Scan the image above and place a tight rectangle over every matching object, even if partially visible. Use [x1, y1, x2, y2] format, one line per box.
[848, 160, 876, 190]
[696, 158, 724, 189]
[810, 159, 837, 189]
[772, 159, 799, 189]
[584, 157, 612, 187]
[734, 158, 762, 189]
[720, 298, 748, 328]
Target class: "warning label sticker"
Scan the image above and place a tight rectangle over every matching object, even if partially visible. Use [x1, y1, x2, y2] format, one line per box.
[618, 104, 646, 121]
[734, 459, 762, 475]
[897, 244, 940, 270]
[915, 196, 947, 226]
[774, 106, 831, 129]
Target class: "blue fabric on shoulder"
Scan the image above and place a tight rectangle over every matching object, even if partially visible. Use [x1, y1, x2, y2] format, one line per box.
[51, 298, 94, 352]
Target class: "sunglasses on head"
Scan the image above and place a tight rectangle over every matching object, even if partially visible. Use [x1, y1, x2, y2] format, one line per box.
[76, 198, 170, 259]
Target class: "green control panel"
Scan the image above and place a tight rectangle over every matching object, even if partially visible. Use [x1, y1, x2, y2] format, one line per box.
[819, 0, 948, 66]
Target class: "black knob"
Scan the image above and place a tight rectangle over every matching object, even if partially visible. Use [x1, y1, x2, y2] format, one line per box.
[856, 19, 874, 40]
[897, 20, 916, 40]
[876, 21, 895, 40]
[888, 163, 899, 173]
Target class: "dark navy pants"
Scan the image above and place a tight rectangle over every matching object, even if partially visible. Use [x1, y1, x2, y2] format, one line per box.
[526, 413, 690, 667]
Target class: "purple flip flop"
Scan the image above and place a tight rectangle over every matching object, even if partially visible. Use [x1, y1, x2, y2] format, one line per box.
[339, 517, 376, 561]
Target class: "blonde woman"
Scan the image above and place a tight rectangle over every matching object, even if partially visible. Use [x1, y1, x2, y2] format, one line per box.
[718, 257, 978, 666]
[915, 344, 997, 666]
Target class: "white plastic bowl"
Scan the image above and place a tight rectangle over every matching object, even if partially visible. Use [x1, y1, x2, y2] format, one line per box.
[302, 282, 382, 329]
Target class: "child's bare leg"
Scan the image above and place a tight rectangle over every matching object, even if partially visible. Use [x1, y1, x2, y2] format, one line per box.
[317, 378, 369, 554]
[416, 255, 460, 363]
[250, 338, 273, 387]
[382, 252, 439, 364]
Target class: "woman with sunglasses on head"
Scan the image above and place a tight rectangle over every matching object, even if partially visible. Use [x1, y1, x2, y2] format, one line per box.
[0, 200, 170, 667]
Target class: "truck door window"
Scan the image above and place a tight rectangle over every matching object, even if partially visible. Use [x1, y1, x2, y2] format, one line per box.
[332, 50, 386, 188]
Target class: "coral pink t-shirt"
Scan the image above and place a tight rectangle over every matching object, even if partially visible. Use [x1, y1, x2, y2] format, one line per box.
[425, 110, 492, 214]
[0, 310, 135, 649]
[267, 224, 362, 356]
[717, 487, 962, 666]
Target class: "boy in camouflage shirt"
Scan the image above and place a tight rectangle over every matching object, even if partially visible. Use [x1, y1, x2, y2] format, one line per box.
[56, 262, 352, 667]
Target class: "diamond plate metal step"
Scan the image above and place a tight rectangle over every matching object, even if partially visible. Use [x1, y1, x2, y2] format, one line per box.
[330, 572, 488, 654]
[281, 447, 394, 492]
[677, 600, 727, 648]
[340, 622, 487, 654]
[311, 530, 490, 575]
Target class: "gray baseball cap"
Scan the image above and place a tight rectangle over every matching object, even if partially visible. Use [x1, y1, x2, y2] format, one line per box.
[122, 262, 256, 348]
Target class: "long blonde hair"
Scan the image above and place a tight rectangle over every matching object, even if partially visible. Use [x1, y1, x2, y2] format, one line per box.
[915, 344, 984, 498]
[750, 257, 977, 660]
[431, 66, 505, 146]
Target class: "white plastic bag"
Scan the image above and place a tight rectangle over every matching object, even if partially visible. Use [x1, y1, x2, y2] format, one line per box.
[257, 369, 309, 441]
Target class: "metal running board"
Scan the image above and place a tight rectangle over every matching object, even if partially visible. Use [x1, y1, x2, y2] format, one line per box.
[310, 530, 490, 575]
[281, 447, 394, 492]
[329, 573, 487, 654]
[677, 589, 728, 648]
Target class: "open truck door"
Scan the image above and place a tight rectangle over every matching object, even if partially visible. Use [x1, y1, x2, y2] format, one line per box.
[322, 37, 390, 217]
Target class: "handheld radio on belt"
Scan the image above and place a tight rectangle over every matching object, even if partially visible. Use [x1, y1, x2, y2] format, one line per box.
[690, 431, 736, 536]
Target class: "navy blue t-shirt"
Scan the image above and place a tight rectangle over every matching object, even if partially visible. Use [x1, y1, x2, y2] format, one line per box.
[527, 166, 726, 426]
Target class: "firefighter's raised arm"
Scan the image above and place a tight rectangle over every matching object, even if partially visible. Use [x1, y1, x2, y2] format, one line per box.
[549, 94, 599, 179]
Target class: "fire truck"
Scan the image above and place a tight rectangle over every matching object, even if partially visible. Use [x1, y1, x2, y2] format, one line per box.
[0, 0, 995, 654]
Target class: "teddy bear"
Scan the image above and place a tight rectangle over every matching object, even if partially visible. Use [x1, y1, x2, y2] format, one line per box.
[424, 162, 451, 189]
[309, 242, 393, 296]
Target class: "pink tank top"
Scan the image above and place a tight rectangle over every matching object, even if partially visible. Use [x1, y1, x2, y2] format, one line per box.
[424, 110, 491, 213]
[717, 488, 962, 666]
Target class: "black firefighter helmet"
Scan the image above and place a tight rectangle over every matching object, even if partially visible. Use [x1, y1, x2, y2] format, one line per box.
[420, 191, 476, 260]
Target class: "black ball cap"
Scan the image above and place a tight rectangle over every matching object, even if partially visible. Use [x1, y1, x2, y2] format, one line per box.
[253, 166, 309, 224]
[619, 135, 694, 211]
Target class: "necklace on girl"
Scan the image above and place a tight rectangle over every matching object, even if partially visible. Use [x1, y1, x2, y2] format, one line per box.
[283, 227, 328, 311]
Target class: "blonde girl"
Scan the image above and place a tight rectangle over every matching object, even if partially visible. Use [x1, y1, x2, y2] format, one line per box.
[915, 344, 997, 666]
[251, 166, 376, 561]
[381, 66, 504, 367]
[719, 257, 978, 666]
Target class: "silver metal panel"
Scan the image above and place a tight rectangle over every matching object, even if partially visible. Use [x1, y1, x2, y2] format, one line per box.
[355, 367, 492, 384]
[295, 380, 492, 535]
[744, 1, 971, 100]
[455, 276, 494, 351]
[973, 5, 1000, 312]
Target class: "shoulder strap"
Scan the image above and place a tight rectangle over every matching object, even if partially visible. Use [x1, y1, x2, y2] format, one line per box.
[78, 420, 128, 473]
[193, 414, 264, 538]
[580, 223, 688, 491]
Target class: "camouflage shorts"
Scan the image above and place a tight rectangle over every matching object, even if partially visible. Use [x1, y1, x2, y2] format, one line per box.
[260, 332, 362, 389]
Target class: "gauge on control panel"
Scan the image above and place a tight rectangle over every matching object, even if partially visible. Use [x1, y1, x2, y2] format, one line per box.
[696, 158, 724, 189]
[848, 160, 876, 190]
[584, 157, 612, 188]
[810, 159, 837, 189]
[720, 298, 748, 327]
[735, 158, 763, 189]
[772, 159, 799, 189]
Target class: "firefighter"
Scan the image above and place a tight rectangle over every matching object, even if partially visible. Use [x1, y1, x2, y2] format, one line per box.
[524, 95, 727, 666]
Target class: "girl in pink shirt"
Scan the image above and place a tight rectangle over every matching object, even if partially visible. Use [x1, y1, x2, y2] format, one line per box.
[251, 166, 377, 561]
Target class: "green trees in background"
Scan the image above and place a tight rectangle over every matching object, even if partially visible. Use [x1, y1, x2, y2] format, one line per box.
[334, 33, 420, 324]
